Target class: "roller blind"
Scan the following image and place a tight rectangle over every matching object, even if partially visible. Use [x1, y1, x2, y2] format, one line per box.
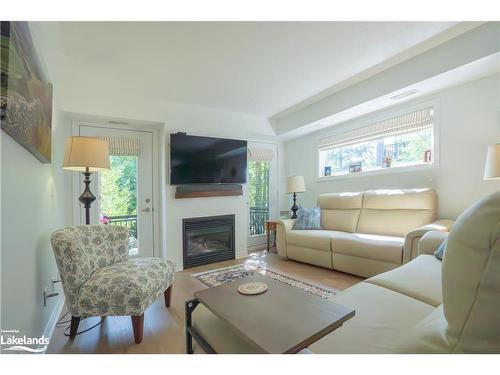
[248, 147, 274, 162]
[319, 107, 434, 149]
[99, 137, 142, 157]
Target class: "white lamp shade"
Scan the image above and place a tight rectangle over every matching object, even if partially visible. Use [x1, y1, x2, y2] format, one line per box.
[63, 136, 110, 172]
[286, 175, 306, 194]
[484, 144, 500, 180]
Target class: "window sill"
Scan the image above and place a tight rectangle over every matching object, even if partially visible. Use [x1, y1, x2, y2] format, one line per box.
[316, 163, 436, 182]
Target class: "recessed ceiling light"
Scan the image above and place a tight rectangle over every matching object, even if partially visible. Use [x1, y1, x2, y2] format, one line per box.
[390, 89, 418, 101]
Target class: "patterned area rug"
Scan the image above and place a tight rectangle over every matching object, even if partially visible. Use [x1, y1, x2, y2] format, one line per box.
[192, 264, 336, 299]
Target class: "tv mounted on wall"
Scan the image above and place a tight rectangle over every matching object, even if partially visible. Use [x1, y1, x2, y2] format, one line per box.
[170, 133, 248, 185]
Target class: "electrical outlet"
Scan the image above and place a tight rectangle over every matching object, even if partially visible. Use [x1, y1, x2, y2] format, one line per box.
[51, 277, 61, 292]
[43, 287, 59, 307]
[43, 287, 48, 307]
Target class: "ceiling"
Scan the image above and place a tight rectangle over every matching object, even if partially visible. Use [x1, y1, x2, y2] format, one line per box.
[43, 21, 459, 117]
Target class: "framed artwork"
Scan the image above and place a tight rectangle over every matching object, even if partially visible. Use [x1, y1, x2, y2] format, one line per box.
[349, 161, 362, 174]
[1, 21, 53, 163]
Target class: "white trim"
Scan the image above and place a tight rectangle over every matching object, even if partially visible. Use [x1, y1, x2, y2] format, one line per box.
[317, 163, 437, 182]
[174, 263, 183, 272]
[315, 98, 441, 180]
[236, 251, 249, 259]
[42, 292, 65, 343]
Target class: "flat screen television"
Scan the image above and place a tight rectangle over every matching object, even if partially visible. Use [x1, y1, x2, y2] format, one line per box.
[170, 133, 248, 185]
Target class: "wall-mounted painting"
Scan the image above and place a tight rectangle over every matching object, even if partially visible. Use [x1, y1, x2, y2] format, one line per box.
[1, 21, 52, 163]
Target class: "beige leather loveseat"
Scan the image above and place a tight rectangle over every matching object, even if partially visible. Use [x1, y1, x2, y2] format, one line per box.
[277, 188, 454, 278]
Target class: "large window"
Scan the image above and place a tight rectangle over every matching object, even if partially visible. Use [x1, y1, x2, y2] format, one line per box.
[318, 106, 434, 178]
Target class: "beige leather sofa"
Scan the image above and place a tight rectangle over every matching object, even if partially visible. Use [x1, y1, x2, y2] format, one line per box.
[189, 191, 500, 353]
[277, 188, 454, 278]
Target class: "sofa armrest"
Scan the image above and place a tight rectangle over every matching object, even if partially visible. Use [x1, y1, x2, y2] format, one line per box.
[418, 230, 449, 256]
[403, 219, 454, 263]
[276, 219, 296, 259]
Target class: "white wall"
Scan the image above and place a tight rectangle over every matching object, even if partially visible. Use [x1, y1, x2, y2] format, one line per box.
[1, 106, 71, 339]
[282, 74, 500, 219]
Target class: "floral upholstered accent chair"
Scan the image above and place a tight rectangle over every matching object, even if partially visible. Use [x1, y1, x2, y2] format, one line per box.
[51, 225, 175, 344]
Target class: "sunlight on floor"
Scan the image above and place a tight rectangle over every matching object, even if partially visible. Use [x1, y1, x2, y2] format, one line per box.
[243, 251, 268, 271]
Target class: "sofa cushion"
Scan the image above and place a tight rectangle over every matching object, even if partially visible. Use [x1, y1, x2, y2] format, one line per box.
[318, 192, 363, 232]
[441, 191, 500, 353]
[331, 232, 404, 265]
[356, 188, 437, 237]
[309, 282, 435, 353]
[321, 210, 361, 233]
[287, 230, 338, 252]
[287, 246, 333, 269]
[366, 255, 442, 307]
[331, 253, 399, 278]
[362, 188, 437, 210]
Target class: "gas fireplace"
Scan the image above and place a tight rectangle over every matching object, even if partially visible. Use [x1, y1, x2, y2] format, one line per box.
[182, 214, 235, 269]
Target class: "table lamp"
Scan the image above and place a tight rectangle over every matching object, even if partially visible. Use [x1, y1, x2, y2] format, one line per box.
[484, 143, 500, 180]
[286, 175, 306, 219]
[63, 136, 110, 224]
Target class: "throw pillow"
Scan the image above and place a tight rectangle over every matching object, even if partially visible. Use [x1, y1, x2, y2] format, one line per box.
[434, 239, 447, 261]
[293, 205, 322, 230]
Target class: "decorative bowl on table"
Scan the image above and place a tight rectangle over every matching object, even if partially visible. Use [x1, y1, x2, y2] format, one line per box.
[237, 281, 268, 295]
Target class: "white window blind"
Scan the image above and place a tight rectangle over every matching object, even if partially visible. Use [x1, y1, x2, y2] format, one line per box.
[99, 137, 142, 157]
[319, 107, 434, 149]
[248, 147, 274, 162]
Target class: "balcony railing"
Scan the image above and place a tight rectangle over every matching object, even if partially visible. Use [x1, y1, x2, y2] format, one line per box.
[107, 214, 138, 240]
[249, 206, 269, 236]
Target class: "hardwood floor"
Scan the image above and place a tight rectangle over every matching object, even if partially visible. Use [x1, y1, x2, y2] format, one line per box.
[46, 250, 363, 354]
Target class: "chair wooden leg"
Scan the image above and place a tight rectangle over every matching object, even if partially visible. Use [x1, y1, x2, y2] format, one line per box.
[69, 316, 81, 339]
[131, 314, 144, 344]
[164, 285, 172, 307]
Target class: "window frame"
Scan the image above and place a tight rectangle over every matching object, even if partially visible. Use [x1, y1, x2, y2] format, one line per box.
[316, 100, 440, 182]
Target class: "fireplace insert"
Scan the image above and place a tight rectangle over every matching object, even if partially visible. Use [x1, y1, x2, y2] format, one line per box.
[182, 214, 235, 269]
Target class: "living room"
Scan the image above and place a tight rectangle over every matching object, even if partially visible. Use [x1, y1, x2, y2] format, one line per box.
[1, 1, 499, 373]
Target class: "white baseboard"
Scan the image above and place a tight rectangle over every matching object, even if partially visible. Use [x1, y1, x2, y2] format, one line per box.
[175, 263, 184, 272]
[43, 293, 65, 343]
[247, 244, 267, 252]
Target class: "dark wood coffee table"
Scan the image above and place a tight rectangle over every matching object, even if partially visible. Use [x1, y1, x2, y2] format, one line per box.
[185, 274, 355, 354]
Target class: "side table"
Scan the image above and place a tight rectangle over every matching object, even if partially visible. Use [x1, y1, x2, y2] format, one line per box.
[265, 220, 278, 252]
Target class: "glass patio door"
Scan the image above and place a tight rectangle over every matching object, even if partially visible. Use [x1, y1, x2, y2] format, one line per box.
[77, 125, 155, 257]
[247, 142, 278, 248]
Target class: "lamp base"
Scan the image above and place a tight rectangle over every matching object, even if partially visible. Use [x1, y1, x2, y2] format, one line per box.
[79, 168, 96, 225]
[290, 192, 299, 219]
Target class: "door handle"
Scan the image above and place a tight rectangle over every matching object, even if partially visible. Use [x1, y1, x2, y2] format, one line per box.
[141, 207, 151, 213]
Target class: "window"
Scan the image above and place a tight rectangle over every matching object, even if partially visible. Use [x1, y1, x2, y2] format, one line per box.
[248, 160, 270, 236]
[100, 155, 139, 254]
[318, 106, 434, 178]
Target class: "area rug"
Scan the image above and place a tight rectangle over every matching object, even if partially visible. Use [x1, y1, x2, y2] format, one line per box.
[192, 264, 336, 299]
